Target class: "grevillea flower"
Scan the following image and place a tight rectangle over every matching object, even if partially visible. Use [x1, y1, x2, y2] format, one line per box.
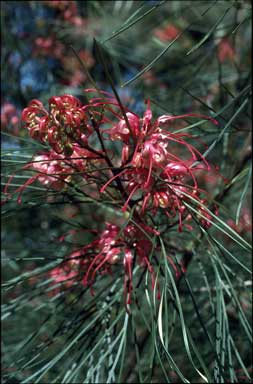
[21, 95, 91, 155]
[3, 145, 101, 204]
[50, 219, 196, 309]
[81, 223, 131, 293]
[49, 259, 80, 296]
[25, 146, 92, 190]
[52, 222, 157, 309]
[99, 97, 219, 231]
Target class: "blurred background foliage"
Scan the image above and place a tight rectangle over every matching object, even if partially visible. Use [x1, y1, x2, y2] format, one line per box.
[1, 1, 252, 383]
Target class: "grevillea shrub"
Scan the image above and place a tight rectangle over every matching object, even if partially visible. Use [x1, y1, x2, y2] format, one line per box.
[4, 89, 222, 310]
[2, 2, 252, 383]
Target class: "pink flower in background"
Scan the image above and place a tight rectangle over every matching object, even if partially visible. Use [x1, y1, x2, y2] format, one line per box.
[60, 50, 94, 86]
[33, 35, 95, 87]
[227, 208, 252, 235]
[1, 102, 20, 135]
[154, 24, 181, 42]
[66, 70, 87, 87]
[33, 37, 65, 59]
[44, 0, 86, 26]
[78, 50, 95, 69]
[217, 38, 235, 62]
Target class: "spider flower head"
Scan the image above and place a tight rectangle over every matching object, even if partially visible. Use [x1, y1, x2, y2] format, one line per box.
[52, 220, 184, 310]
[99, 97, 219, 231]
[3, 145, 100, 204]
[78, 222, 156, 309]
[21, 95, 91, 155]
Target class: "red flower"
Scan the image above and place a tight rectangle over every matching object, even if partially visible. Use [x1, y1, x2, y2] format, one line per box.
[3, 145, 102, 204]
[22, 95, 91, 155]
[33, 37, 65, 59]
[66, 222, 157, 309]
[100, 97, 218, 231]
[49, 220, 191, 310]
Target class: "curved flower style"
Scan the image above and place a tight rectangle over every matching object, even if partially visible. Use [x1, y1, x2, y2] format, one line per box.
[26, 146, 95, 190]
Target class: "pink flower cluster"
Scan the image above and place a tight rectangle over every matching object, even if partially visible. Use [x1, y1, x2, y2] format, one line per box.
[50, 222, 158, 308]
[49, 218, 195, 309]
[26, 146, 98, 190]
[98, 97, 218, 230]
[33, 36, 95, 87]
[4, 89, 220, 307]
[45, 0, 85, 26]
